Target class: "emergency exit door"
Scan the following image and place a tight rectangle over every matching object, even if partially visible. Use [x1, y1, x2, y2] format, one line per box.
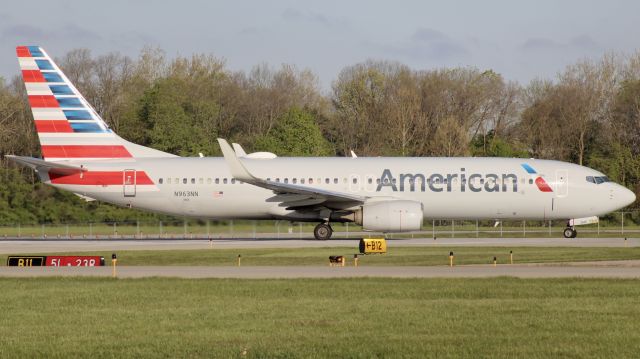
[123, 169, 136, 197]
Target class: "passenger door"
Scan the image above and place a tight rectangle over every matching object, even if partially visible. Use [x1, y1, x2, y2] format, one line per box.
[123, 169, 136, 197]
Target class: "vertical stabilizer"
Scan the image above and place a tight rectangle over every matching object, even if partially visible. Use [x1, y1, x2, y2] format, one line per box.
[16, 46, 175, 161]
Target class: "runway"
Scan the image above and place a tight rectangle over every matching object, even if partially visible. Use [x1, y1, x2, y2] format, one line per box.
[0, 236, 637, 254]
[1, 261, 640, 278]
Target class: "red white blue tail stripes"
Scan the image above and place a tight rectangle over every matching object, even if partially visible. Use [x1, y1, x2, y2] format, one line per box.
[17, 46, 128, 161]
[17, 46, 174, 162]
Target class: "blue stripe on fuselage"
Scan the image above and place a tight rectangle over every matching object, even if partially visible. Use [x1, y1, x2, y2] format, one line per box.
[521, 163, 536, 174]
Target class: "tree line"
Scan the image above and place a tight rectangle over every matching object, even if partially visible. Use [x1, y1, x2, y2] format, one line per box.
[0, 48, 639, 224]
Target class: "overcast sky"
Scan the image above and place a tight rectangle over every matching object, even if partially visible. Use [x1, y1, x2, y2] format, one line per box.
[1, 0, 639, 90]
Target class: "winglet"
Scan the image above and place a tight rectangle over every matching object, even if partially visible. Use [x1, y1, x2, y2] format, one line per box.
[232, 143, 247, 157]
[217, 138, 255, 182]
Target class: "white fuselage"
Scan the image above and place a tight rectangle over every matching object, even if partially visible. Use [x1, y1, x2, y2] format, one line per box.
[41, 156, 635, 222]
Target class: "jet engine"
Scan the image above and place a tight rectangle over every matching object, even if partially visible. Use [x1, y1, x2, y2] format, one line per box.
[352, 200, 423, 232]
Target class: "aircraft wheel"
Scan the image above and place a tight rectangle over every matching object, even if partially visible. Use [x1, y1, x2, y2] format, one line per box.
[563, 227, 577, 239]
[314, 223, 333, 241]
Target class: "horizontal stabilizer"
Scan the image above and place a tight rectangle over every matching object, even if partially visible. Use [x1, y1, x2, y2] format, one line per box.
[5, 155, 86, 175]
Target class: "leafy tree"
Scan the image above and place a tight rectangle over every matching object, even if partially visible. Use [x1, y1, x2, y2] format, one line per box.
[254, 108, 332, 156]
[469, 130, 528, 157]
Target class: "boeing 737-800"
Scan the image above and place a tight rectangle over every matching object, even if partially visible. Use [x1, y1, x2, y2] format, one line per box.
[6, 46, 636, 240]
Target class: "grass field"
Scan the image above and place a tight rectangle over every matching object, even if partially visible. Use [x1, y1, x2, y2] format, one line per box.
[0, 277, 638, 358]
[2, 220, 638, 239]
[3, 246, 640, 266]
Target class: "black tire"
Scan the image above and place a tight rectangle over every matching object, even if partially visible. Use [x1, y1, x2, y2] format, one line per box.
[314, 223, 333, 241]
[563, 227, 576, 239]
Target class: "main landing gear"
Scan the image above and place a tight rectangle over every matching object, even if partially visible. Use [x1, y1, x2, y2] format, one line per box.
[563, 226, 577, 238]
[314, 223, 333, 241]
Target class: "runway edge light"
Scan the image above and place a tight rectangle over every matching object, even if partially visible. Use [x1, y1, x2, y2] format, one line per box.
[111, 253, 117, 278]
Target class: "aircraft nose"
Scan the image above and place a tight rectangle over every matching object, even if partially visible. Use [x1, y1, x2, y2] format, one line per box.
[617, 185, 636, 208]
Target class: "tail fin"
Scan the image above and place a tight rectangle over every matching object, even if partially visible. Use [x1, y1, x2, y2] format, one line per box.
[16, 46, 175, 161]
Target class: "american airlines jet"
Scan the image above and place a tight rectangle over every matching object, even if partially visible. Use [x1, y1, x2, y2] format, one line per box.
[6, 46, 636, 240]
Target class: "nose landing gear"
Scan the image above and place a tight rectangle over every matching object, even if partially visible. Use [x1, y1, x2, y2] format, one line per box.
[314, 223, 333, 241]
[563, 227, 577, 238]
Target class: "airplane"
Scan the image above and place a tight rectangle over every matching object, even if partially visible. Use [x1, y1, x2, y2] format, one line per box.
[6, 46, 637, 240]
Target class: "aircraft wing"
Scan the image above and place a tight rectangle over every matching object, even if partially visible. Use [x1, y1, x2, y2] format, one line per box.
[218, 139, 366, 208]
[5, 155, 87, 175]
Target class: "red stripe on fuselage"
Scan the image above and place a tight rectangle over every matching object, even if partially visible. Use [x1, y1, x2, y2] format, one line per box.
[50, 171, 154, 185]
[41, 145, 132, 159]
[21, 70, 45, 82]
[34, 120, 73, 133]
[535, 177, 553, 192]
[29, 95, 59, 108]
[16, 46, 31, 57]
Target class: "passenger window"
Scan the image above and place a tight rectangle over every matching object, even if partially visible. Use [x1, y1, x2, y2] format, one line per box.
[334, 178, 338, 184]
[529, 179, 534, 184]
[352, 178, 357, 184]
[159, 178, 163, 184]
[595, 177, 604, 184]
[207, 178, 212, 184]
[167, 178, 172, 184]
[223, 178, 228, 184]
[175, 178, 179, 184]
[301, 178, 305, 184]
[316, 178, 321, 184]
[376, 178, 380, 184]
[284, 178, 289, 184]
[215, 178, 219, 184]
[368, 178, 373, 184]
[199, 178, 203, 184]
[231, 179, 236, 184]
[325, 178, 330, 184]
[276, 178, 280, 182]
[183, 178, 187, 184]
[308, 178, 313, 184]
[191, 178, 195, 184]
[292, 178, 297, 184]
[586, 176, 595, 184]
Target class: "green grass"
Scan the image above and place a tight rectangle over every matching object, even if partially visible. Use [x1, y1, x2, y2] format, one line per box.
[2, 220, 639, 238]
[0, 277, 638, 358]
[3, 246, 640, 266]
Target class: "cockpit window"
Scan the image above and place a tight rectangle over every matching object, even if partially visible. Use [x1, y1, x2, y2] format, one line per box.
[588, 175, 610, 184]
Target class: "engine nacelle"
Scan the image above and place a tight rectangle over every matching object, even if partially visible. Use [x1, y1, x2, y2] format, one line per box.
[354, 200, 423, 232]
